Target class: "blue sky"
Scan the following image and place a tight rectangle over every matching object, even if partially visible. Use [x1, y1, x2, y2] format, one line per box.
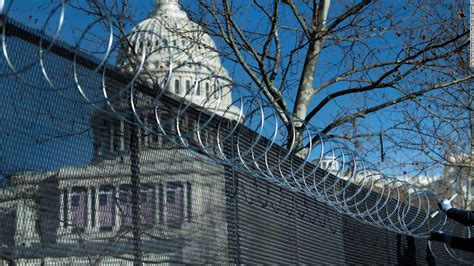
[0, 36, 101, 174]
[0, 0, 469, 181]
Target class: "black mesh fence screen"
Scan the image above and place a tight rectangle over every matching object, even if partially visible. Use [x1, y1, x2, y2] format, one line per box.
[0, 19, 471, 265]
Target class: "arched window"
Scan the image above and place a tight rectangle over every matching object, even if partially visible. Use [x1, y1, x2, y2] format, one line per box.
[174, 80, 180, 94]
[196, 82, 201, 96]
[186, 80, 191, 93]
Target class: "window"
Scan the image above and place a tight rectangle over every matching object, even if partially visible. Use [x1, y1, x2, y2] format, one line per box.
[187, 182, 192, 222]
[163, 39, 168, 46]
[205, 83, 209, 97]
[196, 82, 201, 96]
[192, 125, 200, 145]
[471, 182, 474, 201]
[99, 186, 115, 231]
[158, 184, 164, 224]
[94, 140, 101, 157]
[166, 182, 184, 227]
[91, 187, 96, 227]
[62, 189, 68, 227]
[71, 187, 87, 232]
[99, 193, 107, 206]
[186, 80, 191, 93]
[140, 185, 156, 227]
[159, 111, 174, 137]
[100, 122, 110, 156]
[153, 131, 162, 146]
[119, 184, 156, 228]
[119, 121, 125, 151]
[110, 126, 115, 152]
[138, 128, 145, 146]
[174, 79, 180, 94]
[180, 115, 189, 132]
[113, 123, 121, 152]
[119, 185, 132, 228]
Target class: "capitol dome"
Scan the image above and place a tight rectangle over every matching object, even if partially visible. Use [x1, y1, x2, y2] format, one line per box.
[117, 0, 240, 120]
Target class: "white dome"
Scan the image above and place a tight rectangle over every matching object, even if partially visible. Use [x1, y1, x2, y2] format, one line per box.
[118, 0, 240, 120]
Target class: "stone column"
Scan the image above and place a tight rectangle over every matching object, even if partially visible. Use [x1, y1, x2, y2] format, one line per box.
[66, 188, 72, 233]
[114, 186, 120, 232]
[144, 117, 149, 147]
[138, 127, 142, 146]
[14, 199, 40, 247]
[57, 188, 69, 239]
[152, 183, 158, 225]
[120, 121, 125, 151]
[58, 189, 65, 228]
[91, 185, 99, 232]
[182, 183, 188, 222]
[157, 183, 164, 224]
[86, 187, 92, 232]
[186, 182, 192, 223]
[109, 124, 114, 153]
[163, 183, 167, 224]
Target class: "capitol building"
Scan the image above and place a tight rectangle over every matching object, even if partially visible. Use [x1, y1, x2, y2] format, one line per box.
[2, 0, 467, 264]
[118, 0, 240, 120]
[0, 0, 239, 264]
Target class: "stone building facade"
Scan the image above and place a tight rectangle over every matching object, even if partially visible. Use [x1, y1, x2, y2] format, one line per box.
[0, 0, 236, 264]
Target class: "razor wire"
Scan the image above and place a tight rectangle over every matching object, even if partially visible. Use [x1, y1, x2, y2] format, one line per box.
[0, 0, 471, 261]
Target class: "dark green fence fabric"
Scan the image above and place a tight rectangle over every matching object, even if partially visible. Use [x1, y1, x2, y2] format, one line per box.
[0, 18, 472, 265]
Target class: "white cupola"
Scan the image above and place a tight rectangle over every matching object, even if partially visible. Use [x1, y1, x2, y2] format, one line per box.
[118, 0, 240, 120]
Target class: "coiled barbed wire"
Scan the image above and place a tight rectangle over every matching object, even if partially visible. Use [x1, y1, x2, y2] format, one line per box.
[0, 0, 471, 261]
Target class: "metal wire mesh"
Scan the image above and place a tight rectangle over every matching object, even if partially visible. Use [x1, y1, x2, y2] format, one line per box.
[0, 9, 473, 265]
